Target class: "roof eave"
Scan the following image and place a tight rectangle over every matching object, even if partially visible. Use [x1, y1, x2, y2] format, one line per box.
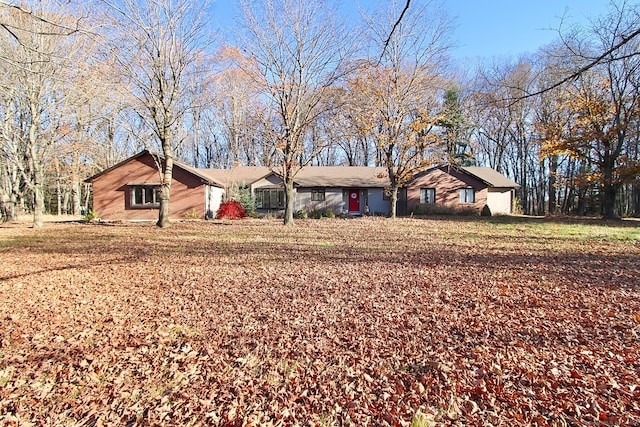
[460, 167, 520, 189]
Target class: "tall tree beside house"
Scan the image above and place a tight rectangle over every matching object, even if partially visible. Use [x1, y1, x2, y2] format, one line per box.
[238, 0, 354, 225]
[52, 31, 117, 217]
[312, 86, 372, 166]
[470, 58, 542, 214]
[355, 0, 453, 218]
[532, 47, 579, 215]
[100, 0, 211, 227]
[0, 2, 89, 227]
[437, 85, 474, 166]
[539, 5, 640, 219]
[502, 62, 537, 215]
[534, 86, 568, 215]
[209, 46, 273, 168]
[542, 71, 640, 219]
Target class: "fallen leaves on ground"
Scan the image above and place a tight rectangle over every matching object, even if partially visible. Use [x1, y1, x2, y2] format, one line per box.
[0, 217, 639, 426]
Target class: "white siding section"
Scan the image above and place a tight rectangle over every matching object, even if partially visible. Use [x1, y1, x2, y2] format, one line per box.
[206, 186, 224, 218]
[486, 189, 512, 214]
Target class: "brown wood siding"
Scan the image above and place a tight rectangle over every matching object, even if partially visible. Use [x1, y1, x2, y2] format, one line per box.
[91, 153, 206, 220]
[406, 168, 488, 214]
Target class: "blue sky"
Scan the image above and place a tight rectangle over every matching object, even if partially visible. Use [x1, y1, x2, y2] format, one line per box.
[445, 0, 611, 59]
[210, 0, 613, 61]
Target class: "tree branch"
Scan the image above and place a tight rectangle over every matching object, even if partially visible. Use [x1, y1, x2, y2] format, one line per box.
[0, 1, 83, 37]
[379, 0, 410, 62]
[519, 25, 640, 101]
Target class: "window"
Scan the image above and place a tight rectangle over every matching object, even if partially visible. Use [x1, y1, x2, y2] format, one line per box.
[311, 188, 325, 201]
[420, 188, 435, 204]
[255, 188, 285, 209]
[459, 188, 475, 204]
[131, 185, 160, 207]
[383, 187, 391, 200]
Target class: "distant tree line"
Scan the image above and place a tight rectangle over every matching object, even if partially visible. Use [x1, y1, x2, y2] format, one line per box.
[1, 0, 638, 226]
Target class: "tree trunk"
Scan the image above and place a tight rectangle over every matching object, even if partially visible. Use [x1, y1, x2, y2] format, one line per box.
[548, 155, 558, 215]
[56, 176, 62, 216]
[0, 195, 7, 222]
[601, 151, 618, 220]
[71, 149, 81, 215]
[2, 194, 17, 222]
[33, 174, 44, 228]
[520, 166, 528, 215]
[577, 187, 587, 216]
[71, 180, 81, 216]
[157, 183, 171, 227]
[633, 183, 640, 217]
[602, 182, 618, 219]
[29, 122, 45, 228]
[283, 178, 295, 226]
[84, 183, 92, 213]
[62, 190, 70, 216]
[388, 185, 398, 218]
[156, 152, 173, 228]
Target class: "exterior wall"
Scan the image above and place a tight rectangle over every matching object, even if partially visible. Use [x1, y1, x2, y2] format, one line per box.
[251, 174, 282, 189]
[365, 188, 389, 216]
[336, 188, 389, 216]
[406, 168, 488, 214]
[91, 154, 207, 221]
[206, 186, 224, 218]
[295, 188, 343, 213]
[486, 188, 513, 214]
[264, 186, 391, 216]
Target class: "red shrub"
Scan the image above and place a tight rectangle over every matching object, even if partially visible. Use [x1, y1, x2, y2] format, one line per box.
[216, 201, 246, 220]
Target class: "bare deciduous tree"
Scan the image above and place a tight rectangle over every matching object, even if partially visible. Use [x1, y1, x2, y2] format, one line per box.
[100, 0, 211, 227]
[0, 1, 87, 64]
[535, 2, 640, 218]
[516, 1, 639, 101]
[239, 0, 354, 225]
[209, 46, 271, 168]
[0, 3, 90, 226]
[356, 0, 453, 218]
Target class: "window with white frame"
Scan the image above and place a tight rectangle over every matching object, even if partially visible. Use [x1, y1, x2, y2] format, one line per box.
[459, 188, 475, 204]
[420, 188, 435, 204]
[131, 185, 161, 207]
[311, 188, 325, 201]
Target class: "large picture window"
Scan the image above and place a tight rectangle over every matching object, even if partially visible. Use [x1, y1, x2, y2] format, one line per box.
[131, 185, 161, 207]
[255, 188, 285, 209]
[459, 188, 475, 204]
[311, 188, 325, 201]
[420, 188, 435, 204]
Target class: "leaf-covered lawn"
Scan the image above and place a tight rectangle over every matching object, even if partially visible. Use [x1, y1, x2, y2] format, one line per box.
[1, 217, 639, 426]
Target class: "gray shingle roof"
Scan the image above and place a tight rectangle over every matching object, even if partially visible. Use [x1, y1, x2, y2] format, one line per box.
[85, 150, 519, 190]
[196, 166, 391, 188]
[196, 166, 272, 187]
[294, 167, 389, 187]
[461, 167, 520, 188]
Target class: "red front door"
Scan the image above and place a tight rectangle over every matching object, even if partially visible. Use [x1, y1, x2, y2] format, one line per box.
[348, 189, 360, 212]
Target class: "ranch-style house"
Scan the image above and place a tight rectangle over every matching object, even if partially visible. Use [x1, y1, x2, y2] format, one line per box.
[85, 151, 520, 220]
